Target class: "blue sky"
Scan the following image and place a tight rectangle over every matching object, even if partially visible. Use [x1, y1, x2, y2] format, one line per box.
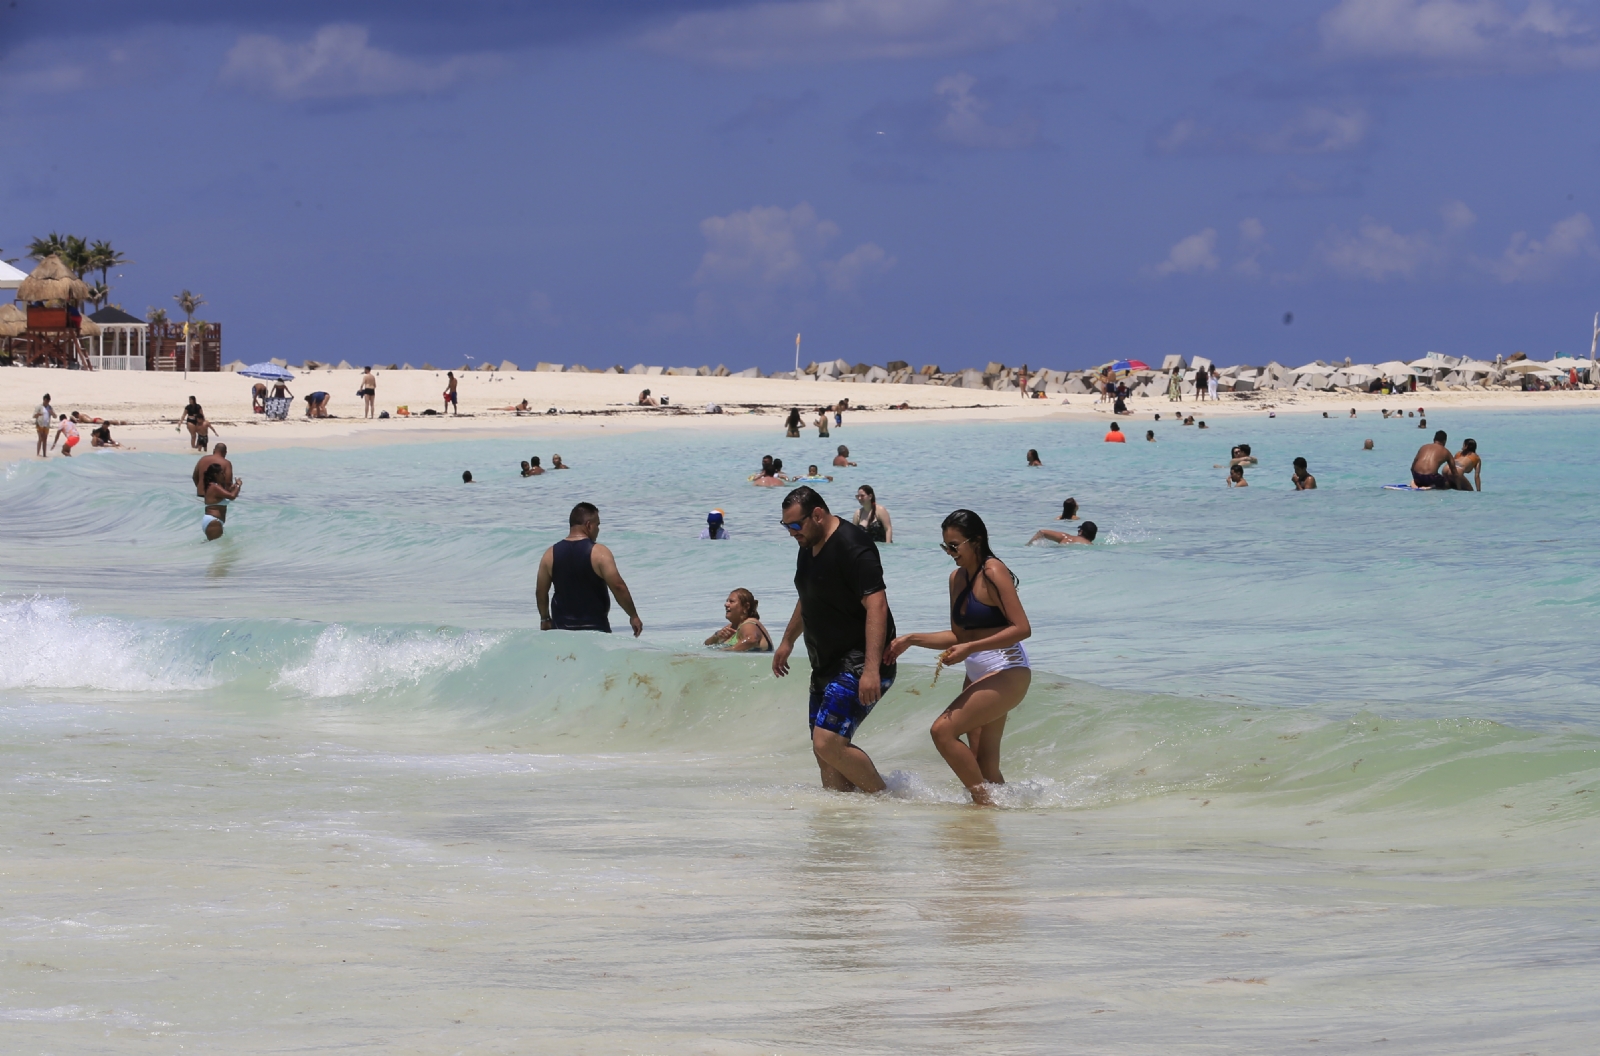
[3, 0, 1598, 372]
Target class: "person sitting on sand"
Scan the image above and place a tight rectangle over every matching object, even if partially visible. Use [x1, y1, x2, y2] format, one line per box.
[1057, 498, 1079, 521]
[551, 454, 570, 469]
[304, 391, 330, 418]
[852, 485, 893, 543]
[800, 464, 834, 482]
[890, 402, 911, 410]
[1453, 439, 1482, 491]
[833, 445, 855, 467]
[638, 389, 658, 407]
[1292, 457, 1317, 490]
[1029, 521, 1097, 545]
[1410, 431, 1458, 489]
[1026, 449, 1043, 466]
[1228, 464, 1248, 487]
[200, 461, 242, 541]
[90, 423, 120, 448]
[526, 456, 545, 476]
[1104, 422, 1126, 443]
[705, 588, 772, 651]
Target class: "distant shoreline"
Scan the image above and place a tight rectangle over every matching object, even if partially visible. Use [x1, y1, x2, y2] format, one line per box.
[2, 364, 1596, 461]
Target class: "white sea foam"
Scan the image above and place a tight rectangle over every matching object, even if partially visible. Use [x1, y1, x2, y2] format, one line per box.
[275, 625, 499, 698]
[0, 596, 211, 693]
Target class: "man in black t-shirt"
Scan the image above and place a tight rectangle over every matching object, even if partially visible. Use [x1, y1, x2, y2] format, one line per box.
[772, 486, 897, 793]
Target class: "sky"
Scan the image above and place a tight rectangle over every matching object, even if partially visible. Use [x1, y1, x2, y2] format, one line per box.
[3, 0, 1599, 373]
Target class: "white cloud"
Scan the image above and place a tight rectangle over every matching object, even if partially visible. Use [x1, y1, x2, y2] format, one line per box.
[1480, 212, 1599, 281]
[1152, 229, 1220, 277]
[1441, 199, 1478, 232]
[1234, 218, 1270, 276]
[1319, 218, 1441, 280]
[1319, 0, 1600, 69]
[1156, 106, 1370, 156]
[218, 25, 487, 101]
[690, 203, 894, 324]
[639, 0, 1057, 66]
[824, 242, 897, 293]
[932, 72, 1038, 149]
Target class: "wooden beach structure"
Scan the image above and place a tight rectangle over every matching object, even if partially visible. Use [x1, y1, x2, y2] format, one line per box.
[85, 306, 149, 370]
[13, 255, 92, 369]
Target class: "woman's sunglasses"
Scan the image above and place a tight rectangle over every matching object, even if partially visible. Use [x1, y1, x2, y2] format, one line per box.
[940, 540, 967, 556]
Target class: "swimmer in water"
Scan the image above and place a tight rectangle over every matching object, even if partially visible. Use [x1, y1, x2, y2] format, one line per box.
[1146, 429, 1155, 441]
[1292, 457, 1317, 490]
[463, 470, 476, 483]
[1364, 439, 1374, 450]
[1057, 498, 1079, 521]
[804, 464, 834, 482]
[1028, 521, 1097, 545]
[1453, 438, 1481, 491]
[199, 462, 242, 541]
[520, 461, 534, 477]
[551, 454, 570, 469]
[833, 445, 856, 468]
[887, 509, 1032, 806]
[1409, 430, 1457, 489]
[1228, 464, 1248, 487]
[527, 456, 546, 476]
[1104, 422, 1126, 443]
[1026, 449, 1043, 466]
[852, 485, 893, 543]
[705, 588, 773, 652]
[701, 510, 731, 539]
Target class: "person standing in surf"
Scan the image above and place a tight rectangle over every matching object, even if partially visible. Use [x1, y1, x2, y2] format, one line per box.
[887, 510, 1032, 806]
[772, 486, 897, 794]
[536, 502, 643, 636]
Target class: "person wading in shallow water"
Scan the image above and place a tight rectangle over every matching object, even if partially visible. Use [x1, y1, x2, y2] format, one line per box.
[772, 486, 897, 794]
[889, 509, 1033, 806]
[536, 502, 643, 636]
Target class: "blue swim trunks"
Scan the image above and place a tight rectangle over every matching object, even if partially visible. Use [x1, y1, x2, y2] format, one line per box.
[808, 670, 894, 740]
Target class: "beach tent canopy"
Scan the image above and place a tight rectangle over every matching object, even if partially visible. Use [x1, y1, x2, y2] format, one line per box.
[1291, 361, 1330, 374]
[237, 362, 296, 381]
[0, 259, 27, 290]
[17, 255, 90, 304]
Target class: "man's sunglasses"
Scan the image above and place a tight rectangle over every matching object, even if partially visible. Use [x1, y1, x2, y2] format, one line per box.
[779, 519, 806, 532]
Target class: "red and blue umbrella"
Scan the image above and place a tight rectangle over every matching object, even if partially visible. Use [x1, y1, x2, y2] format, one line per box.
[1108, 359, 1149, 373]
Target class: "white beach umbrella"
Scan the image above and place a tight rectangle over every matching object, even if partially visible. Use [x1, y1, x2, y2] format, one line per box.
[1501, 360, 1549, 374]
[1291, 361, 1330, 374]
[1375, 360, 1418, 376]
[0, 259, 26, 289]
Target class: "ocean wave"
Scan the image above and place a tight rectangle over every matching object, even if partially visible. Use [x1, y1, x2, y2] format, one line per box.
[0, 596, 214, 692]
[274, 625, 501, 698]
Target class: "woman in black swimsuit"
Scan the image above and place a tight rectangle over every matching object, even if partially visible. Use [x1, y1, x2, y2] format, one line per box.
[851, 485, 892, 543]
[784, 407, 803, 438]
[887, 509, 1033, 805]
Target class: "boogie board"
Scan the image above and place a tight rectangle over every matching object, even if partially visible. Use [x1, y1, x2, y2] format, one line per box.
[1383, 483, 1434, 491]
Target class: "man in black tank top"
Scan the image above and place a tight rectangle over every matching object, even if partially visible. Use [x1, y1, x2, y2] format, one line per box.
[536, 503, 644, 636]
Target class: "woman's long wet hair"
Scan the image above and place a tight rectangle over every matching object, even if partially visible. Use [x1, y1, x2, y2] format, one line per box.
[730, 588, 760, 620]
[941, 509, 1019, 586]
[857, 484, 876, 505]
[1060, 497, 1078, 519]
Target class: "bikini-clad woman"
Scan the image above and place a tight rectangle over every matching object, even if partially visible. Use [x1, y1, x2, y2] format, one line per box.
[704, 588, 773, 652]
[852, 485, 892, 543]
[200, 462, 242, 541]
[888, 510, 1031, 806]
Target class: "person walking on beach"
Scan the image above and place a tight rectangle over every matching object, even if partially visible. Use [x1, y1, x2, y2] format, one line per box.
[1167, 370, 1183, 402]
[51, 412, 81, 457]
[1410, 431, 1458, 489]
[772, 486, 897, 794]
[444, 372, 459, 415]
[193, 443, 233, 497]
[359, 367, 377, 419]
[34, 394, 54, 457]
[536, 502, 643, 636]
[1208, 371, 1219, 401]
[1194, 365, 1209, 401]
[888, 510, 1032, 806]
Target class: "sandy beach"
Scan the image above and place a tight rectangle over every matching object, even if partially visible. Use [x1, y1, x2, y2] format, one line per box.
[4, 364, 1596, 460]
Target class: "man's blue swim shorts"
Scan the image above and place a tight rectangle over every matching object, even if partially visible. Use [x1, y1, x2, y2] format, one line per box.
[808, 670, 893, 740]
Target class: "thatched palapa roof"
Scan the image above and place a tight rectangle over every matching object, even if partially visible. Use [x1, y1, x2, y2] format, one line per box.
[0, 303, 25, 338]
[18, 255, 90, 304]
[79, 316, 101, 337]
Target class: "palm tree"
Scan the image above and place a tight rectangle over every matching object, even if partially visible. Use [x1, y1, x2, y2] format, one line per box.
[146, 307, 169, 325]
[60, 236, 91, 279]
[86, 282, 110, 312]
[88, 240, 129, 295]
[174, 289, 205, 378]
[27, 232, 70, 261]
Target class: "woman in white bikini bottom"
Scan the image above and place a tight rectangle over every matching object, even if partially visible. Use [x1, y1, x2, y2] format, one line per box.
[964, 643, 1030, 682]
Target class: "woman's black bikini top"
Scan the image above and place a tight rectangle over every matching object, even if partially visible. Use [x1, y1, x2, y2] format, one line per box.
[952, 568, 1007, 630]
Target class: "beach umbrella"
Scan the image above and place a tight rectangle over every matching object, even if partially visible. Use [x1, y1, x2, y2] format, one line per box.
[1501, 360, 1548, 374]
[237, 362, 296, 381]
[1375, 360, 1418, 376]
[0, 259, 26, 290]
[1108, 358, 1149, 372]
[1291, 361, 1330, 374]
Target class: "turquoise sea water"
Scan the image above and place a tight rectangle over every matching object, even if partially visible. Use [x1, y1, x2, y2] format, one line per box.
[3, 407, 1598, 1053]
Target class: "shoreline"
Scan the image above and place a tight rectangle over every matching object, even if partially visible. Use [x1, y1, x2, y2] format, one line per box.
[3, 364, 1596, 461]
